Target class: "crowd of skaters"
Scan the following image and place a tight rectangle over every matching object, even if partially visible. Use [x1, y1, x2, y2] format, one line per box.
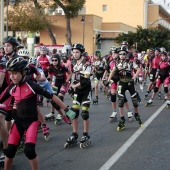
[0, 36, 169, 169]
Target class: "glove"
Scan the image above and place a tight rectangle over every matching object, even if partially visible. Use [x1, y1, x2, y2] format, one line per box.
[64, 108, 76, 120]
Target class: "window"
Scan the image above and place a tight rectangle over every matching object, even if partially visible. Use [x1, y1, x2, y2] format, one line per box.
[102, 5, 107, 12]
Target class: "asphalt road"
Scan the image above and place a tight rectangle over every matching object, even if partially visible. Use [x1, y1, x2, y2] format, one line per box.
[10, 84, 170, 170]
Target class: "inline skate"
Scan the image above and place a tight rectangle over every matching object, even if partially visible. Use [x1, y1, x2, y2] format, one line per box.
[80, 133, 92, 149]
[107, 93, 111, 101]
[134, 114, 143, 127]
[117, 118, 125, 131]
[144, 91, 150, 99]
[45, 112, 55, 121]
[42, 124, 51, 141]
[54, 114, 62, 125]
[109, 111, 117, 123]
[92, 96, 98, 105]
[158, 92, 161, 100]
[64, 133, 78, 148]
[0, 153, 4, 168]
[145, 99, 153, 106]
[127, 111, 133, 122]
[166, 100, 170, 109]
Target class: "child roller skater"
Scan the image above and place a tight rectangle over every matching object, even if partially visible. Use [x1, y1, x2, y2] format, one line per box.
[65, 43, 92, 148]
[108, 46, 143, 131]
[0, 57, 76, 170]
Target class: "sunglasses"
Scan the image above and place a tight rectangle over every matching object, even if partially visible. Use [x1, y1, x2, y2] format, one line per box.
[119, 53, 126, 56]
[52, 59, 58, 62]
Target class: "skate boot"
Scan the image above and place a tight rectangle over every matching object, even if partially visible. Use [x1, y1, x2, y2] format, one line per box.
[42, 124, 51, 141]
[92, 96, 98, 105]
[0, 153, 5, 168]
[109, 111, 117, 123]
[144, 91, 150, 99]
[163, 96, 168, 102]
[64, 133, 78, 148]
[143, 80, 146, 86]
[127, 111, 133, 122]
[80, 133, 92, 149]
[62, 115, 72, 125]
[45, 112, 55, 121]
[38, 123, 42, 132]
[100, 85, 103, 92]
[158, 92, 161, 100]
[107, 93, 111, 101]
[166, 100, 170, 109]
[54, 114, 62, 125]
[16, 135, 25, 154]
[117, 118, 125, 131]
[145, 99, 153, 106]
[134, 114, 143, 127]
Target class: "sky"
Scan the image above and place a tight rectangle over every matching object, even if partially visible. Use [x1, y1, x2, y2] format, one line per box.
[152, 0, 170, 13]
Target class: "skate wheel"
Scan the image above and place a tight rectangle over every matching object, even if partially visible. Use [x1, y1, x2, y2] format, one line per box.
[64, 143, 70, 148]
[140, 124, 144, 128]
[55, 119, 62, 125]
[117, 126, 125, 132]
[44, 134, 51, 141]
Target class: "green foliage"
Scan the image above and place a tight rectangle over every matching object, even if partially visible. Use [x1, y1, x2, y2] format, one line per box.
[8, 2, 50, 32]
[115, 26, 170, 51]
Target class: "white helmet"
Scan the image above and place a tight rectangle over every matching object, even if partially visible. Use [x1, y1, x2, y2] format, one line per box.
[18, 48, 30, 57]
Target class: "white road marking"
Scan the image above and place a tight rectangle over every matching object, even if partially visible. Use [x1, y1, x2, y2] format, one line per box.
[99, 102, 167, 170]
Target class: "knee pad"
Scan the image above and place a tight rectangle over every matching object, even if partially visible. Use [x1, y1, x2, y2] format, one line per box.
[111, 93, 116, 102]
[131, 93, 138, 107]
[118, 94, 124, 108]
[50, 101, 60, 111]
[71, 108, 79, 118]
[81, 110, 89, 120]
[124, 96, 128, 103]
[154, 87, 159, 93]
[24, 143, 37, 160]
[164, 87, 169, 93]
[6, 144, 17, 158]
[58, 95, 64, 101]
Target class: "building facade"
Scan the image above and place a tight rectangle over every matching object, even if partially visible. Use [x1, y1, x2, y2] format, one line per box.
[39, 0, 170, 55]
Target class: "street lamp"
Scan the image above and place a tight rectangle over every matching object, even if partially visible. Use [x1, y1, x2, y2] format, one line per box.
[81, 16, 85, 46]
[148, 18, 170, 29]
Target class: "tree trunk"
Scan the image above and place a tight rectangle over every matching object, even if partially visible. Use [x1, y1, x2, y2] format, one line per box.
[46, 26, 57, 45]
[65, 17, 72, 46]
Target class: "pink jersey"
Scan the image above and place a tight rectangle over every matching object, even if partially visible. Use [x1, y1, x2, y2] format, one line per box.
[151, 56, 161, 69]
[37, 55, 52, 69]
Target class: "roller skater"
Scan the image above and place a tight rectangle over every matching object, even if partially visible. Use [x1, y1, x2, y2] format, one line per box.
[93, 96, 98, 105]
[65, 43, 92, 149]
[117, 118, 125, 131]
[145, 51, 170, 106]
[45, 112, 55, 121]
[107, 45, 143, 131]
[145, 99, 153, 106]
[64, 133, 78, 148]
[80, 133, 91, 148]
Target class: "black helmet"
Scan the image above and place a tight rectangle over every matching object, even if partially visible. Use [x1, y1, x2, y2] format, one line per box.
[72, 43, 85, 53]
[94, 50, 101, 57]
[112, 47, 120, 54]
[121, 41, 128, 46]
[52, 54, 60, 60]
[155, 47, 160, 52]
[83, 52, 88, 57]
[6, 57, 28, 71]
[3, 36, 19, 46]
[119, 46, 128, 53]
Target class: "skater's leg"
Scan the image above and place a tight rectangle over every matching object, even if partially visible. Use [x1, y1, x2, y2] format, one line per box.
[29, 156, 39, 170]
[4, 157, 13, 170]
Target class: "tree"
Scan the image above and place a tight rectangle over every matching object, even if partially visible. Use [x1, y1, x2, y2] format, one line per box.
[8, 0, 57, 44]
[53, 0, 86, 45]
[115, 26, 170, 51]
